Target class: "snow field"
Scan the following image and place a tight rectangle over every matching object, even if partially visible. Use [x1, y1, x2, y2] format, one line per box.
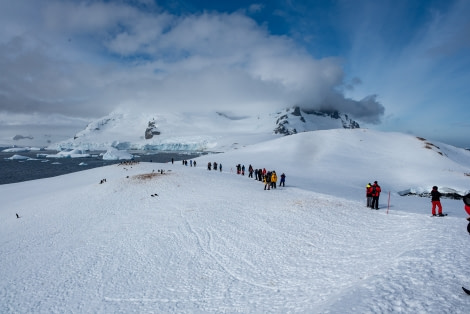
[1, 160, 470, 313]
[2, 129, 470, 313]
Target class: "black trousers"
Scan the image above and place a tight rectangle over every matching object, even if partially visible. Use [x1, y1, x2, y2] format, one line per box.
[371, 196, 379, 209]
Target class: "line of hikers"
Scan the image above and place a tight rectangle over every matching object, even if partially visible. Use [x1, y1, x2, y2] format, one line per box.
[243, 165, 286, 190]
[183, 160, 287, 190]
[207, 163, 287, 190]
[175, 159, 197, 167]
[207, 161, 222, 171]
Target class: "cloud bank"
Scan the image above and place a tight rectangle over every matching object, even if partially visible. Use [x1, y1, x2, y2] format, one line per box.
[0, 0, 384, 128]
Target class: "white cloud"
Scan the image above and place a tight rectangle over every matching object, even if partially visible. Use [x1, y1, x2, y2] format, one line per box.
[0, 0, 384, 133]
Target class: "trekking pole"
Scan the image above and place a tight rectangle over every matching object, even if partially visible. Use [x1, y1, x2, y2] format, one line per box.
[387, 191, 391, 214]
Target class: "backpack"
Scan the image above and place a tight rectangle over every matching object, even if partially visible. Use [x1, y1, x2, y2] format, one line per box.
[372, 185, 377, 194]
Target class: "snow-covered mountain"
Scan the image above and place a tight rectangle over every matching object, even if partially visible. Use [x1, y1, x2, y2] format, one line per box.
[50, 107, 360, 151]
[273, 106, 359, 135]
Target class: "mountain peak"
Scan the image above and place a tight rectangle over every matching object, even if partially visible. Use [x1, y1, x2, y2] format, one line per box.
[273, 106, 360, 135]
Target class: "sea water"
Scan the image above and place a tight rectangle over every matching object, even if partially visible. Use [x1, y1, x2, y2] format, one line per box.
[0, 149, 202, 185]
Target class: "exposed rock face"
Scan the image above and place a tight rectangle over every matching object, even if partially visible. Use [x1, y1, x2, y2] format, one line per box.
[145, 120, 161, 139]
[273, 106, 360, 135]
[13, 135, 34, 140]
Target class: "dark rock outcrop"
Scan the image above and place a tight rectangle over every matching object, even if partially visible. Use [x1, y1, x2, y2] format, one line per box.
[145, 120, 161, 139]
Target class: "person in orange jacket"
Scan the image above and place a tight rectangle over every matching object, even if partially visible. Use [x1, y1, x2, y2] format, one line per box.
[370, 181, 381, 210]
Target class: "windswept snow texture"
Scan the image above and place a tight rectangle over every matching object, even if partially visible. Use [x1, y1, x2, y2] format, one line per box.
[2, 129, 470, 313]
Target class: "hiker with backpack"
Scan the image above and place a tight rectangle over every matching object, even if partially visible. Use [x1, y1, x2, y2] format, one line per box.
[370, 181, 381, 209]
[264, 171, 272, 190]
[431, 186, 445, 216]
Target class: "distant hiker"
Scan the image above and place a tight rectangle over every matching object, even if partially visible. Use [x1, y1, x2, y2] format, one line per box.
[16, 213, 20, 219]
[370, 181, 381, 209]
[194, 160, 196, 167]
[242, 165, 245, 176]
[219, 163, 222, 172]
[171, 158, 174, 164]
[190, 160, 193, 167]
[236, 164, 241, 174]
[213, 162, 217, 170]
[207, 162, 212, 170]
[271, 171, 277, 189]
[280, 173, 286, 187]
[264, 171, 272, 190]
[258, 169, 263, 181]
[431, 186, 444, 216]
[366, 183, 373, 207]
[248, 165, 254, 178]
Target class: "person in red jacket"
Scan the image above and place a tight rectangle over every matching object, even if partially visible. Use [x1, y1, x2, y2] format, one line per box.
[366, 183, 373, 207]
[370, 181, 381, 210]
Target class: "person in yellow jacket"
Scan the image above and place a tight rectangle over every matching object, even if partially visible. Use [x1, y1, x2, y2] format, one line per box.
[271, 171, 278, 189]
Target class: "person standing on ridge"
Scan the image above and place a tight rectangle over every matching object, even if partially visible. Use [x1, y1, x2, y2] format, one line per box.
[366, 183, 373, 207]
[271, 171, 277, 189]
[248, 165, 254, 178]
[264, 171, 271, 190]
[431, 186, 444, 216]
[370, 181, 381, 210]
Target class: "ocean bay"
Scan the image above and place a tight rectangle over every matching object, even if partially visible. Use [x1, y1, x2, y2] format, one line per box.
[0, 149, 201, 185]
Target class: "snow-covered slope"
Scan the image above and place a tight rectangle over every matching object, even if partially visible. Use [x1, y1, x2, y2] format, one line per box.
[2, 128, 470, 312]
[196, 128, 470, 199]
[50, 107, 360, 152]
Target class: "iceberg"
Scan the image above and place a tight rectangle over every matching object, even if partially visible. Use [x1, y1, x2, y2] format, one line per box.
[5, 154, 30, 160]
[102, 148, 133, 160]
[46, 149, 91, 158]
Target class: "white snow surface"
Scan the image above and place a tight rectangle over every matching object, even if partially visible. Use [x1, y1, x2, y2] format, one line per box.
[2, 129, 470, 313]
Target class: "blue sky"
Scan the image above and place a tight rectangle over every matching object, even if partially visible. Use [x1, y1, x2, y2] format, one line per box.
[0, 0, 469, 147]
